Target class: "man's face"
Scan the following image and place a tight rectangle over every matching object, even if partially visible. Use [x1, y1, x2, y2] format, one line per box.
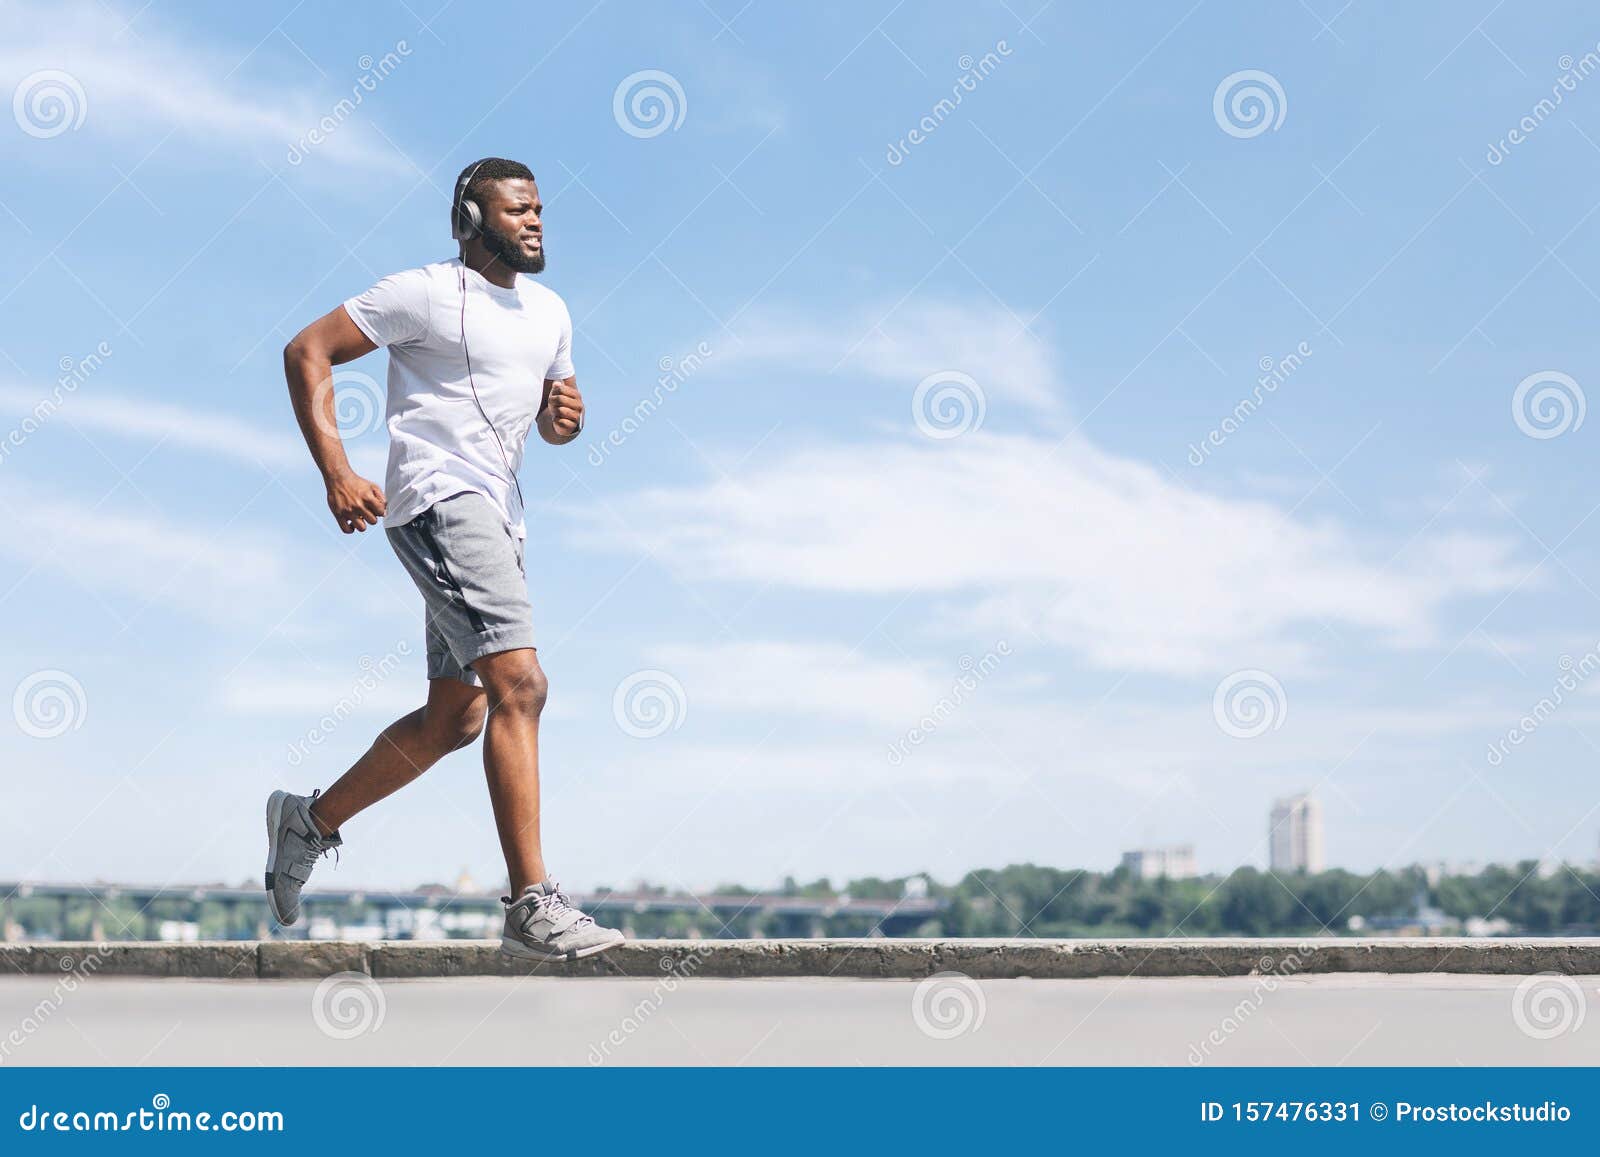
[477, 177, 544, 274]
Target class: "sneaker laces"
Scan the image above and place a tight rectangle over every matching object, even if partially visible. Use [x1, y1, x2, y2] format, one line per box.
[299, 790, 340, 870]
[298, 836, 339, 872]
[533, 884, 592, 931]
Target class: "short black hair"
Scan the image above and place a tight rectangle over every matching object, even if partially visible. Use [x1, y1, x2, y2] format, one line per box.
[458, 157, 535, 208]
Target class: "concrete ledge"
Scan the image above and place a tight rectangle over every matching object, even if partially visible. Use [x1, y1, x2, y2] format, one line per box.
[6, 938, 1600, 980]
[257, 939, 368, 980]
[3, 942, 258, 979]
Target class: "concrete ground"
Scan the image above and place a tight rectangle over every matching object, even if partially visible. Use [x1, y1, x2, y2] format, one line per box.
[2, 973, 1598, 1065]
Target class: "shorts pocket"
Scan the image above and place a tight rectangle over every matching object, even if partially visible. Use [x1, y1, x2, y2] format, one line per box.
[413, 509, 488, 633]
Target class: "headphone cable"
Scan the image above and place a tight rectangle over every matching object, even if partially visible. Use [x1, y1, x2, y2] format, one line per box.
[459, 262, 526, 514]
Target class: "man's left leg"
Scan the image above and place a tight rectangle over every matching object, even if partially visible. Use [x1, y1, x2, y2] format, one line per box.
[312, 676, 488, 833]
[265, 677, 487, 925]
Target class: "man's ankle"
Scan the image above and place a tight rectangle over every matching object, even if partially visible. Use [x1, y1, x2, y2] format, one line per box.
[307, 799, 338, 839]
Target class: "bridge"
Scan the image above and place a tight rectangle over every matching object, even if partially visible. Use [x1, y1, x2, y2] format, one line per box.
[0, 881, 947, 941]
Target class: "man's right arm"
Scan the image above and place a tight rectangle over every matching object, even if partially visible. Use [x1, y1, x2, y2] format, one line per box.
[284, 305, 386, 534]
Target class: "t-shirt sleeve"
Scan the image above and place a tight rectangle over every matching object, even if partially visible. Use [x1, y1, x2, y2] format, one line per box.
[343, 269, 430, 348]
[546, 298, 575, 380]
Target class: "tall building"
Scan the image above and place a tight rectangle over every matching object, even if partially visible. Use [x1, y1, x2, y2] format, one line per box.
[1121, 845, 1198, 880]
[1269, 793, 1324, 873]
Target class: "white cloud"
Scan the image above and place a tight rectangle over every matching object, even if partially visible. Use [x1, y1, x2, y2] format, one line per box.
[579, 431, 1525, 676]
[0, 484, 347, 623]
[0, 384, 389, 479]
[0, 385, 302, 469]
[647, 639, 956, 726]
[721, 300, 1067, 417]
[0, 0, 412, 173]
[218, 668, 423, 717]
[638, 685, 1506, 826]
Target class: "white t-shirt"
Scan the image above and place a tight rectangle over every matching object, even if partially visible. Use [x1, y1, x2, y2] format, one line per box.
[343, 259, 575, 538]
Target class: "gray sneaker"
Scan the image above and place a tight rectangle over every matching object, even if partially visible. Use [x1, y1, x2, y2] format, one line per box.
[500, 881, 625, 961]
[264, 789, 342, 926]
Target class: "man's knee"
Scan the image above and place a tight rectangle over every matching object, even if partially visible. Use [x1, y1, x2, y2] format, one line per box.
[424, 696, 488, 751]
[483, 654, 548, 719]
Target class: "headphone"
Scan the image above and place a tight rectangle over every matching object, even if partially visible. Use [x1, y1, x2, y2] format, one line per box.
[451, 158, 490, 241]
[452, 158, 525, 512]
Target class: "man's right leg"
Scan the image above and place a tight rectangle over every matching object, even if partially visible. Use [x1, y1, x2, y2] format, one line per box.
[471, 647, 549, 895]
[473, 647, 625, 961]
[374, 492, 623, 959]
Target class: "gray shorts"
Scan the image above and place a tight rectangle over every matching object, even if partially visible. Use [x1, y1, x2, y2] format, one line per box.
[385, 491, 535, 685]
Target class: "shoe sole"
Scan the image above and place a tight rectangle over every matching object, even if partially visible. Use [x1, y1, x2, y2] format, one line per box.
[263, 790, 291, 926]
[498, 932, 625, 963]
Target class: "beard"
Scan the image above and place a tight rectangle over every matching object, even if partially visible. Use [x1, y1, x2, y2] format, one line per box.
[481, 220, 546, 274]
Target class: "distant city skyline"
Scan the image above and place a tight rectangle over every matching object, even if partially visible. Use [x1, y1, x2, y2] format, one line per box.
[1121, 845, 1199, 880]
[1270, 794, 1325, 874]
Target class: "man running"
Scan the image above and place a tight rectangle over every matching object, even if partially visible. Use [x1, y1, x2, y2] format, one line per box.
[267, 157, 623, 961]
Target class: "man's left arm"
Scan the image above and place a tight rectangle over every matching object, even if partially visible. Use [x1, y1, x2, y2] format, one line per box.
[537, 376, 583, 445]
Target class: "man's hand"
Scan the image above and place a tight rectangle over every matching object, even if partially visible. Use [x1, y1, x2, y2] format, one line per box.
[285, 305, 382, 529]
[539, 377, 584, 444]
[326, 471, 387, 533]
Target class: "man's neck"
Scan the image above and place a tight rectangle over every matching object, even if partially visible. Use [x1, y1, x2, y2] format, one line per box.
[462, 250, 517, 290]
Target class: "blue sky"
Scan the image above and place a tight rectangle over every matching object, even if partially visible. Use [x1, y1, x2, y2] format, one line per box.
[4, 0, 1600, 894]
